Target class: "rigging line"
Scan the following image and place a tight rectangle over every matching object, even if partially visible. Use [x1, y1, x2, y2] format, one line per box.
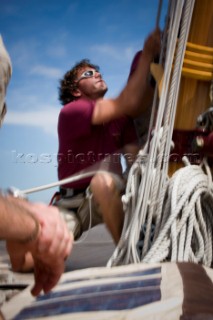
[142, 0, 195, 260]
[146, 0, 170, 154]
[19, 170, 108, 195]
[107, 0, 191, 267]
[153, 0, 196, 230]
[156, 0, 163, 28]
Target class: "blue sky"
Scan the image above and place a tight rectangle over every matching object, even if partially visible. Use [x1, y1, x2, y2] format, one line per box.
[0, 0, 168, 203]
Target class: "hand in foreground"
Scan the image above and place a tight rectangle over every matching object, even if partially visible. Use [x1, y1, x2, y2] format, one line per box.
[7, 202, 73, 296]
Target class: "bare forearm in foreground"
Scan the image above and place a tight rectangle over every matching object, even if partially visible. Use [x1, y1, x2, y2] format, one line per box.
[0, 195, 73, 295]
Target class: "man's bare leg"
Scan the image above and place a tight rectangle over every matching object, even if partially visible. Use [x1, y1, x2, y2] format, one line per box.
[90, 172, 124, 244]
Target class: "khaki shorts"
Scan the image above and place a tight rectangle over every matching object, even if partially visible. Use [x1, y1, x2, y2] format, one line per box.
[55, 189, 102, 239]
[54, 173, 125, 240]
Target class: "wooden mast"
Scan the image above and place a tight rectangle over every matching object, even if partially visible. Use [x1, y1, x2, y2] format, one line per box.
[169, 0, 213, 175]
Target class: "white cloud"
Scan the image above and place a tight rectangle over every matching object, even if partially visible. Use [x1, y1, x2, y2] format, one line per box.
[11, 39, 40, 68]
[46, 46, 67, 58]
[4, 106, 59, 136]
[11, 40, 65, 77]
[30, 65, 62, 79]
[91, 44, 136, 62]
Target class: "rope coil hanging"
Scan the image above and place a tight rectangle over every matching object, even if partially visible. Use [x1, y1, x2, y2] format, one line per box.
[143, 159, 213, 266]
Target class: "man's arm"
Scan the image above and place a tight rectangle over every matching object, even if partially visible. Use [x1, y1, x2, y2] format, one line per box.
[92, 28, 161, 124]
[0, 195, 73, 296]
[0, 195, 39, 242]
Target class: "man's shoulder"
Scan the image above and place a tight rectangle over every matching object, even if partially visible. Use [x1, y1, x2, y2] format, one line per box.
[62, 98, 94, 112]
[59, 98, 95, 123]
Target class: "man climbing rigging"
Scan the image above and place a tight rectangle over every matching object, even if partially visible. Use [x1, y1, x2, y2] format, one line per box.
[55, 28, 161, 244]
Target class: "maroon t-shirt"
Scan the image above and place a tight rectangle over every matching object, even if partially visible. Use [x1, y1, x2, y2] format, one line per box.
[57, 98, 137, 189]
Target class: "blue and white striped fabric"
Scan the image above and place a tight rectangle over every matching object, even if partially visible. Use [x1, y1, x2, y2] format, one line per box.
[2, 262, 213, 320]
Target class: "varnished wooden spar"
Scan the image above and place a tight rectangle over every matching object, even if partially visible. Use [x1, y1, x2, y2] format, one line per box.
[169, 0, 213, 175]
[182, 42, 213, 81]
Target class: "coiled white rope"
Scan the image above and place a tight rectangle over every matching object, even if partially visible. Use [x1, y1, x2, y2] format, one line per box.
[143, 159, 213, 267]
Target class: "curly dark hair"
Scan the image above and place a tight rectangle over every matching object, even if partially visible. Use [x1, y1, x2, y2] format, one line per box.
[58, 59, 100, 105]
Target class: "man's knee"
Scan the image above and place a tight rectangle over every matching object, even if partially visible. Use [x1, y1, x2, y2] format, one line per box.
[90, 172, 117, 196]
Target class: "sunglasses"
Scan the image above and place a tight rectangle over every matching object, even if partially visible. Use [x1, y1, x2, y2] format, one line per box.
[76, 69, 101, 83]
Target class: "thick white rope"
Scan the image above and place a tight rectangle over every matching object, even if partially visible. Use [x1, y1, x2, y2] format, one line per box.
[145, 0, 213, 268]
[143, 160, 213, 266]
[151, 0, 195, 246]
[107, 0, 185, 266]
